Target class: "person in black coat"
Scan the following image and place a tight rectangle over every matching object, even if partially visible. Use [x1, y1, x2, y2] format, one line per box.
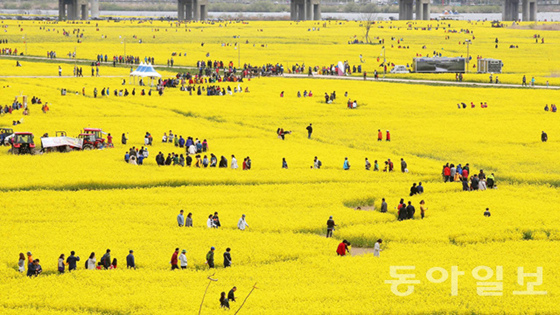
[409, 183, 418, 196]
[223, 248, 232, 268]
[406, 202, 415, 219]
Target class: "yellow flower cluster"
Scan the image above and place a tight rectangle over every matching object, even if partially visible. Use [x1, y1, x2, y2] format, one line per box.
[0, 19, 559, 314]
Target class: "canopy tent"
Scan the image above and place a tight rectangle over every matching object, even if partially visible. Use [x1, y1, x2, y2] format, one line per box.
[129, 62, 161, 86]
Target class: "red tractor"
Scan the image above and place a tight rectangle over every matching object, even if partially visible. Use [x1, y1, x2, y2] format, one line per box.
[10, 132, 38, 155]
[80, 128, 106, 149]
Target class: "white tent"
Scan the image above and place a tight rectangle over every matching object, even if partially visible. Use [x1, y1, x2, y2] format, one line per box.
[130, 62, 161, 86]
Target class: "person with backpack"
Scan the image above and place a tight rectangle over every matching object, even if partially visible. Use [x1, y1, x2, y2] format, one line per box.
[206, 247, 215, 268]
[314, 156, 322, 169]
[101, 249, 111, 269]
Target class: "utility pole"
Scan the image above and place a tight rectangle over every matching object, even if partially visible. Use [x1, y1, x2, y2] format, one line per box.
[237, 35, 241, 68]
[383, 45, 386, 79]
[464, 39, 471, 74]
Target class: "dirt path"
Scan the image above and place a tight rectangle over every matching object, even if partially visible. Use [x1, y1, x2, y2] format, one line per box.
[351, 247, 375, 257]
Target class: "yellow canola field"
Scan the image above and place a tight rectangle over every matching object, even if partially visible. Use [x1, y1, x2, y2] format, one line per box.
[0, 20, 559, 314]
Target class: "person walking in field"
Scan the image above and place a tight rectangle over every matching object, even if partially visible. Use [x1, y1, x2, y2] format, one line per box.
[420, 200, 427, 219]
[18, 253, 25, 273]
[177, 210, 185, 227]
[401, 158, 407, 172]
[541, 131, 548, 142]
[228, 287, 237, 302]
[58, 66, 62, 76]
[206, 247, 215, 268]
[207, 214, 215, 228]
[380, 198, 388, 213]
[66, 251, 80, 272]
[378, 129, 383, 141]
[58, 254, 66, 273]
[386, 130, 391, 141]
[179, 249, 188, 269]
[484, 208, 491, 217]
[306, 123, 313, 139]
[86, 252, 96, 270]
[223, 248, 232, 268]
[336, 240, 351, 256]
[212, 212, 221, 228]
[406, 201, 415, 219]
[313, 157, 322, 169]
[127, 250, 136, 269]
[373, 239, 383, 257]
[343, 157, 350, 170]
[237, 214, 249, 231]
[185, 212, 193, 227]
[220, 292, 230, 309]
[101, 249, 111, 269]
[231, 155, 238, 169]
[326, 216, 336, 238]
[171, 248, 179, 270]
[522, 75, 527, 86]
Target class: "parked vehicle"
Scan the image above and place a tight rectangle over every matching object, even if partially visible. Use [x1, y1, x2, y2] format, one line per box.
[0, 127, 14, 145]
[10, 132, 38, 155]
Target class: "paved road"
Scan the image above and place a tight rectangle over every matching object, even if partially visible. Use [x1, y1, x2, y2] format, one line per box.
[1, 54, 558, 90]
[283, 73, 559, 90]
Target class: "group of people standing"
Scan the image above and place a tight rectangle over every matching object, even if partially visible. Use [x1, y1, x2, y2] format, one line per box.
[442, 163, 496, 190]
[20, 249, 136, 277]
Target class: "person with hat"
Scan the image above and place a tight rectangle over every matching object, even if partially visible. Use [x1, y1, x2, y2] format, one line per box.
[386, 130, 391, 141]
[179, 249, 188, 269]
[223, 248, 232, 268]
[126, 250, 136, 269]
[237, 214, 249, 231]
[326, 216, 336, 238]
[206, 247, 215, 268]
[171, 248, 179, 270]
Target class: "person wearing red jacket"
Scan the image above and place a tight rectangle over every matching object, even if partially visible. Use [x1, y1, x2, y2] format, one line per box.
[443, 165, 451, 182]
[171, 248, 179, 270]
[386, 130, 391, 141]
[336, 240, 350, 256]
[378, 129, 383, 141]
[462, 168, 469, 180]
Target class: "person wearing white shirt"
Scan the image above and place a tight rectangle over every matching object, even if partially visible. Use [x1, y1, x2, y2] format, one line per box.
[231, 155, 238, 169]
[373, 239, 382, 257]
[237, 214, 249, 231]
[179, 250, 188, 269]
[188, 145, 197, 155]
[207, 215, 215, 228]
[86, 252, 96, 270]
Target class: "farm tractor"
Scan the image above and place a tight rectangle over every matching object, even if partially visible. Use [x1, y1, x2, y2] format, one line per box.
[10, 132, 38, 155]
[79, 128, 106, 150]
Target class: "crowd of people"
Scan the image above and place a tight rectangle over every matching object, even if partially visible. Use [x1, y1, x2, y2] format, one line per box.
[442, 163, 496, 191]
[457, 102, 489, 109]
[19, 249, 135, 277]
